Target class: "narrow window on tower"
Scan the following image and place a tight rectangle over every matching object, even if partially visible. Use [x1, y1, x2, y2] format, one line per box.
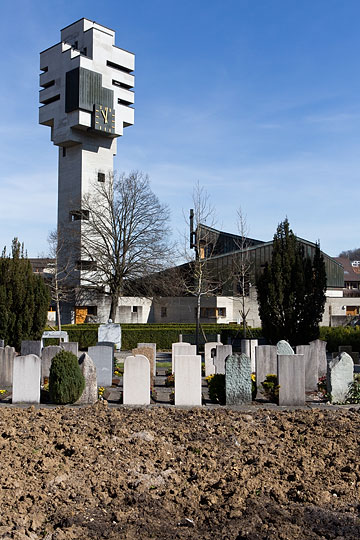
[98, 172, 105, 182]
[69, 210, 89, 221]
[63, 147, 66, 157]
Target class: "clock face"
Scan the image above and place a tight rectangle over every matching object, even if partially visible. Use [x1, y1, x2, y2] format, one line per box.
[93, 104, 115, 134]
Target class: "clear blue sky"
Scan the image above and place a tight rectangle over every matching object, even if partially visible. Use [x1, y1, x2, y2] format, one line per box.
[1, 0, 360, 257]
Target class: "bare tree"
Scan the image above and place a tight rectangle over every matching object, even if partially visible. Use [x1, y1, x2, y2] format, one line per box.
[233, 208, 253, 338]
[47, 229, 74, 331]
[80, 171, 172, 321]
[183, 183, 219, 352]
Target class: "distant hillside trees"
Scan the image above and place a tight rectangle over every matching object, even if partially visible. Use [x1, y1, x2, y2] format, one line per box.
[0, 239, 50, 350]
[256, 219, 327, 346]
[339, 248, 360, 260]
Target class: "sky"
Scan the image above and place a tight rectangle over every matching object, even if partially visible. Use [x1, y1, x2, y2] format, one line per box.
[1, 0, 360, 257]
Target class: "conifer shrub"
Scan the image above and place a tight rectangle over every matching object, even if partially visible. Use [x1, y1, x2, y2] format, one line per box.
[49, 350, 85, 404]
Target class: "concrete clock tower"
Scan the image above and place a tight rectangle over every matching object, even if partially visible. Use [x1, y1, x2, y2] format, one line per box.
[39, 19, 134, 322]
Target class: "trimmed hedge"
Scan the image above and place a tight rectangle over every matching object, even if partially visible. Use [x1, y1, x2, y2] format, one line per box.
[319, 326, 360, 353]
[46, 324, 263, 350]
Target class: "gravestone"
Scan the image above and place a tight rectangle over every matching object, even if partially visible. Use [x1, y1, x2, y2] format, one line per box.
[123, 355, 150, 405]
[174, 355, 202, 406]
[41, 345, 62, 381]
[88, 345, 113, 387]
[310, 339, 327, 378]
[132, 346, 155, 388]
[98, 322, 121, 350]
[277, 340, 295, 355]
[241, 339, 258, 372]
[76, 353, 97, 404]
[214, 344, 232, 375]
[327, 352, 353, 404]
[0, 346, 16, 386]
[138, 343, 157, 375]
[226, 353, 252, 405]
[61, 342, 79, 357]
[277, 354, 305, 406]
[255, 345, 277, 392]
[0, 339, 4, 348]
[41, 331, 69, 348]
[172, 342, 196, 373]
[21, 340, 42, 358]
[204, 341, 222, 377]
[296, 344, 317, 392]
[12, 354, 41, 404]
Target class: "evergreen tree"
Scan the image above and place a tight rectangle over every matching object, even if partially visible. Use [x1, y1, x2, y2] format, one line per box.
[0, 238, 50, 350]
[256, 219, 327, 345]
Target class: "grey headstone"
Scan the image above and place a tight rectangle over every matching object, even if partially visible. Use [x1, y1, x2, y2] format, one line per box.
[41, 345, 62, 380]
[214, 344, 232, 374]
[88, 345, 113, 387]
[226, 353, 252, 405]
[61, 342, 79, 357]
[21, 340, 42, 358]
[241, 339, 258, 372]
[327, 352, 353, 404]
[255, 345, 277, 392]
[296, 344, 318, 392]
[310, 339, 327, 378]
[98, 323, 121, 350]
[277, 354, 305, 406]
[12, 354, 41, 404]
[0, 346, 16, 386]
[76, 353, 97, 404]
[277, 340, 295, 355]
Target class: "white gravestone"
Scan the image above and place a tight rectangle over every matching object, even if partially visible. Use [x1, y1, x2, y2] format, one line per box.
[175, 355, 202, 406]
[204, 341, 222, 377]
[327, 352, 353, 404]
[214, 345, 232, 375]
[0, 346, 16, 387]
[172, 343, 196, 373]
[241, 339, 258, 372]
[98, 323, 121, 350]
[41, 331, 68, 349]
[12, 354, 41, 404]
[123, 355, 150, 405]
[88, 345, 113, 387]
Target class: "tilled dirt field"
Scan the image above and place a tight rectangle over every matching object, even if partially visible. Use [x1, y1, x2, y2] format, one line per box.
[0, 405, 359, 539]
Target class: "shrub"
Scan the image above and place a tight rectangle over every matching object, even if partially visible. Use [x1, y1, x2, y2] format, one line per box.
[261, 374, 280, 404]
[207, 374, 226, 405]
[346, 374, 360, 404]
[49, 350, 85, 404]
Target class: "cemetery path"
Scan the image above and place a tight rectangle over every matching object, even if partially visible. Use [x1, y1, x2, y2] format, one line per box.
[0, 405, 359, 539]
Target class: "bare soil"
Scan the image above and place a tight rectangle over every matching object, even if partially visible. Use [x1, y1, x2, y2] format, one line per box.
[0, 405, 359, 539]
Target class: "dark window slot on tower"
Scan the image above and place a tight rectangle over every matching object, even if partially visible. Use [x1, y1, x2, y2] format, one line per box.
[63, 147, 66, 157]
[107, 60, 133, 74]
[98, 172, 105, 182]
[69, 209, 89, 221]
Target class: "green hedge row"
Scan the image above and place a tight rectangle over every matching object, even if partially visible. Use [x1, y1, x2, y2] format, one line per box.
[319, 326, 360, 353]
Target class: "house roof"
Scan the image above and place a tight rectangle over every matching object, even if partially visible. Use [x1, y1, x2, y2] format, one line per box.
[333, 257, 360, 282]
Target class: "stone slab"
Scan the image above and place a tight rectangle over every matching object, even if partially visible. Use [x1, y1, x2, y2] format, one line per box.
[21, 341, 42, 358]
[241, 339, 258, 372]
[88, 345, 113, 387]
[255, 345, 277, 392]
[214, 345, 232, 375]
[310, 339, 327, 378]
[76, 353, 97, 404]
[174, 355, 202, 406]
[277, 340, 295, 355]
[41, 345, 62, 381]
[0, 339, 4, 348]
[327, 352, 353, 404]
[0, 346, 16, 387]
[123, 355, 150, 405]
[98, 323, 121, 350]
[41, 331, 68, 348]
[61, 342, 79, 357]
[172, 342, 196, 373]
[277, 354, 305, 406]
[12, 354, 41, 404]
[226, 353, 252, 405]
[138, 343, 157, 375]
[132, 346, 155, 388]
[204, 341, 221, 377]
[296, 344, 318, 392]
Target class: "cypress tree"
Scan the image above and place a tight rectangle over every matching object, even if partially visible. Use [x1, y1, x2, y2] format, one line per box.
[0, 238, 50, 350]
[256, 219, 327, 346]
